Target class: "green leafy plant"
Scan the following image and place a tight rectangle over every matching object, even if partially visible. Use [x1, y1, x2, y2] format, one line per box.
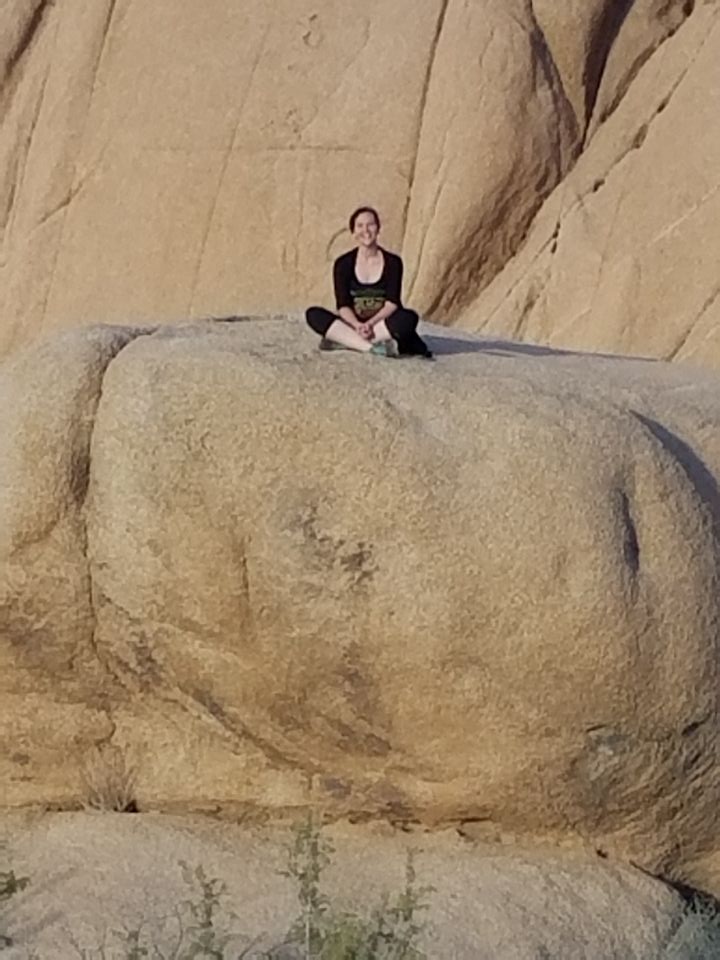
[276, 815, 431, 960]
[16, 817, 433, 959]
[175, 861, 240, 960]
[116, 926, 150, 960]
[0, 863, 29, 949]
[69, 924, 152, 960]
[282, 815, 334, 958]
[65, 866, 247, 960]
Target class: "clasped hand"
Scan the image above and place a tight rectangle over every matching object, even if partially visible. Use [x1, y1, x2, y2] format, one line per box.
[356, 321, 375, 340]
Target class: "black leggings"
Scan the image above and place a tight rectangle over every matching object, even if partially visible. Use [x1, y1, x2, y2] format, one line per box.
[305, 306, 431, 356]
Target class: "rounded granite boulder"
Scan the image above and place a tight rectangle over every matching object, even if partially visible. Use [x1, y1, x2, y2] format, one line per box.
[2, 319, 720, 893]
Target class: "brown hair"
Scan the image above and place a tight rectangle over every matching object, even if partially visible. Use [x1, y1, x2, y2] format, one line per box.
[348, 206, 381, 231]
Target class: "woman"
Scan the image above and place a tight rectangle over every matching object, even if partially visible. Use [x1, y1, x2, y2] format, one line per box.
[306, 207, 433, 358]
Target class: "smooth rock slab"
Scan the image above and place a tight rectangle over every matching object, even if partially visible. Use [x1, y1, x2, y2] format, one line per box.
[0, 812, 687, 960]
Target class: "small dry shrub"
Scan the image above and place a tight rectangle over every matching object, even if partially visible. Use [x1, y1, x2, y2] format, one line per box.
[80, 744, 138, 813]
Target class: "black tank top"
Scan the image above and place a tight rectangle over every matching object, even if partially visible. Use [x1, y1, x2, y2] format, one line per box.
[350, 267, 387, 320]
[333, 248, 404, 319]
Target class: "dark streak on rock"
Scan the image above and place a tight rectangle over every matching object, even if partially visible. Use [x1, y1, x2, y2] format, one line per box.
[633, 412, 720, 537]
[320, 776, 352, 799]
[339, 541, 377, 586]
[583, 0, 635, 131]
[125, 632, 163, 691]
[317, 711, 391, 758]
[192, 687, 303, 769]
[631, 123, 649, 151]
[68, 448, 90, 506]
[297, 505, 377, 587]
[3, 0, 52, 86]
[682, 714, 710, 737]
[619, 490, 640, 575]
[549, 219, 561, 255]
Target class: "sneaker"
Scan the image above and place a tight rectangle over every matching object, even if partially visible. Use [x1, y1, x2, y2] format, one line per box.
[397, 332, 434, 359]
[370, 339, 399, 358]
[398, 347, 435, 360]
[319, 338, 345, 351]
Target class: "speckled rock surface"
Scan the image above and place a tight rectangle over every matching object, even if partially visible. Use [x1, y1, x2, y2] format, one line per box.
[2, 319, 720, 894]
[0, 812, 687, 960]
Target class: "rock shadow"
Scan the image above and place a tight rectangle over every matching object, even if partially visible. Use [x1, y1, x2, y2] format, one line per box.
[425, 335, 566, 357]
[583, 0, 635, 126]
[633, 412, 720, 532]
[425, 335, 657, 362]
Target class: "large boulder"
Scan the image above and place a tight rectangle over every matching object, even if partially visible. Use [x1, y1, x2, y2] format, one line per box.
[1, 811, 687, 960]
[0, 0, 693, 357]
[0, 325, 140, 806]
[2, 319, 720, 896]
[459, 2, 720, 367]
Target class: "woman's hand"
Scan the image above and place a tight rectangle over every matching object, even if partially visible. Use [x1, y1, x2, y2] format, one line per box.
[357, 321, 375, 340]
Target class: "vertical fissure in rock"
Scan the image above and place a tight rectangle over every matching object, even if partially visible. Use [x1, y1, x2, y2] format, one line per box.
[619, 489, 641, 575]
[401, 0, 451, 249]
[2, 0, 53, 87]
[75, 330, 154, 675]
[582, 0, 635, 140]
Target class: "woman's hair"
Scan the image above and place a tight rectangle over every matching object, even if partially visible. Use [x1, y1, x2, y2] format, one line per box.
[349, 206, 381, 231]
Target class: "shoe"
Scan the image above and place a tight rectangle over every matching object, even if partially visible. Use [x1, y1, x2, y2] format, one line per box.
[398, 347, 434, 360]
[370, 339, 399, 358]
[397, 332, 434, 359]
[319, 338, 345, 351]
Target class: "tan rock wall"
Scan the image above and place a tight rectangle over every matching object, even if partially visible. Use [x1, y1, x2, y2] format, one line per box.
[401, 1, 577, 318]
[0, 0, 693, 358]
[531, 0, 628, 130]
[458, 2, 720, 367]
[589, 0, 694, 134]
[0, 325, 142, 805]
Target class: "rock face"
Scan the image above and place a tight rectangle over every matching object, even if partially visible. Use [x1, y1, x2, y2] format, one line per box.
[459, 2, 720, 366]
[3, 319, 720, 895]
[0, 0, 698, 358]
[1, 812, 686, 960]
[0, 325, 139, 804]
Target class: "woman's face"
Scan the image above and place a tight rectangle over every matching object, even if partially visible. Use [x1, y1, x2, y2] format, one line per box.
[353, 211, 380, 247]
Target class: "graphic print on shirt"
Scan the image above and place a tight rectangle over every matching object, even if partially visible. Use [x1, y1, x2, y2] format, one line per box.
[350, 282, 386, 320]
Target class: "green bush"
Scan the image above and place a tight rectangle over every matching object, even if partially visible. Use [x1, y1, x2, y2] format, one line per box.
[10, 817, 431, 959]
[0, 864, 29, 949]
[176, 861, 255, 960]
[273, 815, 431, 960]
[662, 897, 720, 960]
[67, 863, 255, 960]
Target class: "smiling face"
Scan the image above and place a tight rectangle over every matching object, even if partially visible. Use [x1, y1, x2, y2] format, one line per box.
[352, 210, 380, 248]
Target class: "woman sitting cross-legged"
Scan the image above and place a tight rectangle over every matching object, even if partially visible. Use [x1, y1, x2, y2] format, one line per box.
[306, 206, 433, 359]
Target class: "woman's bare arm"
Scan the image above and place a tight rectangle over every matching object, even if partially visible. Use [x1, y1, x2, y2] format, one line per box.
[367, 300, 398, 327]
[338, 306, 362, 329]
